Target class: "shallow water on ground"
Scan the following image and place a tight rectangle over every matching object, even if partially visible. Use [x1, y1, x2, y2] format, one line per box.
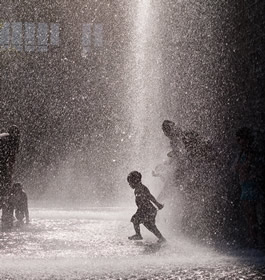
[0, 207, 264, 279]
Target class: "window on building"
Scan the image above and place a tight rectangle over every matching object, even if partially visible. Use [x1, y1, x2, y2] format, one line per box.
[37, 23, 48, 52]
[94, 23, 103, 48]
[82, 23, 92, 57]
[25, 22, 36, 51]
[82, 23, 103, 57]
[0, 22, 60, 52]
[11, 22, 23, 51]
[0, 22, 10, 48]
[50, 23, 60, 46]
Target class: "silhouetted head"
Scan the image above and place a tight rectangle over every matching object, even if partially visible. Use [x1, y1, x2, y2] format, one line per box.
[162, 120, 176, 138]
[13, 182, 23, 193]
[8, 125, 20, 138]
[236, 127, 254, 147]
[127, 171, 142, 188]
[182, 130, 199, 144]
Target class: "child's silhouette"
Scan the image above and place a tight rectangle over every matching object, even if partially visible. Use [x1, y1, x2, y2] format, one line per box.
[127, 171, 166, 243]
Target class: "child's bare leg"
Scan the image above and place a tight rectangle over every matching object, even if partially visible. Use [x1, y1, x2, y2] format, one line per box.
[133, 222, 141, 236]
[143, 221, 164, 240]
[128, 216, 143, 240]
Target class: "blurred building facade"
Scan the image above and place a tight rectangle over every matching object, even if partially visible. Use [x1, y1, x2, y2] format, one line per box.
[0, 0, 129, 199]
[0, 0, 264, 205]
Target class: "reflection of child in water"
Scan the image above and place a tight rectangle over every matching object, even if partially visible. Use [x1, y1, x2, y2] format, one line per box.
[127, 171, 166, 243]
[10, 183, 29, 225]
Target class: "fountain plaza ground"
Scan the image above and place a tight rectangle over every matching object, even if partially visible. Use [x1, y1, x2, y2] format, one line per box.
[0, 207, 265, 280]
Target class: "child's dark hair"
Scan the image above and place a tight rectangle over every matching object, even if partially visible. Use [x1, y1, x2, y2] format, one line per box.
[8, 125, 20, 137]
[162, 120, 175, 134]
[127, 171, 142, 184]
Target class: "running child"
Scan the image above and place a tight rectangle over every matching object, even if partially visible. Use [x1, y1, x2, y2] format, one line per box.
[127, 171, 166, 243]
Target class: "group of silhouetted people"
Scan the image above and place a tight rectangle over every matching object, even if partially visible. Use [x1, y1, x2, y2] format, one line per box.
[1, 123, 263, 249]
[0, 125, 29, 231]
[156, 120, 264, 248]
[130, 118, 264, 248]
[127, 120, 216, 243]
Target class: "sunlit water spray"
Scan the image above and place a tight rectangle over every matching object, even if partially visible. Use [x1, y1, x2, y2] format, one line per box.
[2, 2, 265, 279]
[123, 0, 184, 236]
[127, 0, 167, 174]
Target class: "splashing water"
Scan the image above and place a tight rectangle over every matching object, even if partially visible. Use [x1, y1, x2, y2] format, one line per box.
[123, 0, 186, 236]
[1, 208, 264, 279]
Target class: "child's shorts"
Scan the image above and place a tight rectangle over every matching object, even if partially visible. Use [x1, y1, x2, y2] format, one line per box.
[15, 210, 25, 221]
[131, 207, 157, 224]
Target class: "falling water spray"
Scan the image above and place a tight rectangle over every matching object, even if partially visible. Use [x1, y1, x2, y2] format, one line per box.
[126, 0, 168, 177]
[122, 0, 184, 235]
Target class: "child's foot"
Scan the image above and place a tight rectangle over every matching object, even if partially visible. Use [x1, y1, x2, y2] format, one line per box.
[157, 237, 167, 243]
[128, 234, 143, 240]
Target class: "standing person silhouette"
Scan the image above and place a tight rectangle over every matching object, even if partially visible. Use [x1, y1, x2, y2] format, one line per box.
[0, 125, 20, 230]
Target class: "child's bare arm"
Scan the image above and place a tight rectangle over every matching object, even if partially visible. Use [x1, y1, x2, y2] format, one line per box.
[148, 191, 164, 210]
[25, 206, 29, 223]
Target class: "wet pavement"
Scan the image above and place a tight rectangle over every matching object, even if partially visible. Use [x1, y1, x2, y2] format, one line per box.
[0, 207, 265, 279]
